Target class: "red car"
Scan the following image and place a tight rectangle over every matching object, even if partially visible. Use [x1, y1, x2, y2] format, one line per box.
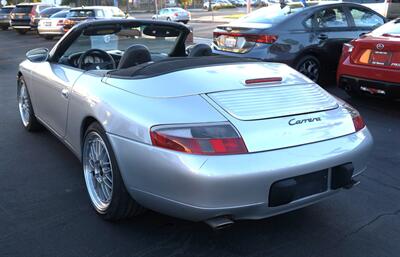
[337, 19, 400, 99]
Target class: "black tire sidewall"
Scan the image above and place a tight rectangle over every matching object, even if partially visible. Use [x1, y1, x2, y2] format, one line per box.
[295, 55, 321, 83]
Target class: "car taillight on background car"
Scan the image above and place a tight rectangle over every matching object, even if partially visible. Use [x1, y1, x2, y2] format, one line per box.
[150, 123, 248, 155]
[57, 19, 65, 26]
[213, 32, 278, 44]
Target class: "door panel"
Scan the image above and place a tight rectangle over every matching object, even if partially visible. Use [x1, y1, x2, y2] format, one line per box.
[30, 62, 83, 137]
[311, 7, 354, 67]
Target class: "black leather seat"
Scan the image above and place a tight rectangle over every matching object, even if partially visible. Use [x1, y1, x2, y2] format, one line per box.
[118, 44, 152, 69]
[188, 44, 212, 57]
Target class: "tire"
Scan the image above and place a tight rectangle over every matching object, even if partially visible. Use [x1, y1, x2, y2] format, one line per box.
[82, 122, 145, 221]
[166, 17, 171, 22]
[44, 35, 54, 40]
[295, 55, 321, 83]
[16, 29, 28, 35]
[1, 26, 8, 30]
[182, 20, 188, 24]
[17, 75, 43, 132]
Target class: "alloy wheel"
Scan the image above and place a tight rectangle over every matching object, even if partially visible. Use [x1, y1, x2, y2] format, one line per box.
[298, 59, 320, 82]
[83, 131, 114, 212]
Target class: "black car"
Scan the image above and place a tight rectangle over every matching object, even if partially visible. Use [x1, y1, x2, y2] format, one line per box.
[213, 2, 386, 83]
[10, 3, 53, 34]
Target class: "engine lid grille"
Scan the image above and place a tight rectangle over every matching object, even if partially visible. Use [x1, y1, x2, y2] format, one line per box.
[207, 83, 338, 121]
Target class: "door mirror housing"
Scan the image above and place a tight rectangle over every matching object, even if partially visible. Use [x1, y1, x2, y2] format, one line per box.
[26, 48, 49, 63]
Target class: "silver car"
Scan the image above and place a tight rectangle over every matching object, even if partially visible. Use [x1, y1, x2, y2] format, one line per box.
[17, 19, 373, 228]
[38, 10, 69, 40]
[152, 7, 190, 24]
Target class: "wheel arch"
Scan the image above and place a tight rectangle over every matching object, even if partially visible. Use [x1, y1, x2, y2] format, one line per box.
[80, 116, 101, 154]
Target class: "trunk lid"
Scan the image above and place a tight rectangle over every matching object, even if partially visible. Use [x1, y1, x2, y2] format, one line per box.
[204, 83, 354, 152]
[213, 23, 274, 53]
[351, 35, 400, 69]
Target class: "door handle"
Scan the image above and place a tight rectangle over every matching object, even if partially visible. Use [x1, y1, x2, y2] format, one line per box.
[318, 33, 328, 40]
[61, 88, 69, 99]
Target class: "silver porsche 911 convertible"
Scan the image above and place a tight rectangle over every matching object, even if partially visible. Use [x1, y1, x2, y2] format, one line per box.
[17, 19, 373, 228]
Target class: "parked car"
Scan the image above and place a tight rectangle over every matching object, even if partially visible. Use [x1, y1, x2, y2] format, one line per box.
[0, 5, 14, 30]
[152, 7, 191, 24]
[17, 19, 372, 226]
[63, 6, 126, 32]
[339, 0, 400, 20]
[337, 18, 400, 99]
[34, 6, 70, 29]
[203, 0, 225, 9]
[10, 3, 53, 34]
[213, 2, 385, 83]
[38, 10, 70, 40]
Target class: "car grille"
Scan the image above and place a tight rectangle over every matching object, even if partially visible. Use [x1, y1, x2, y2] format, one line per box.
[207, 83, 338, 120]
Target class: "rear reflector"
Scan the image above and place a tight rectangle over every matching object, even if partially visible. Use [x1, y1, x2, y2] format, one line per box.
[245, 77, 282, 85]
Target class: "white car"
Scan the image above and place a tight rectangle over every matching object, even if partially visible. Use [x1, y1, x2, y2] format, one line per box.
[152, 8, 190, 24]
[38, 10, 69, 40]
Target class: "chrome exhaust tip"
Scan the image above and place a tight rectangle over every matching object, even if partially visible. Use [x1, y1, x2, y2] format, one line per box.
[205, 216, 234, 230]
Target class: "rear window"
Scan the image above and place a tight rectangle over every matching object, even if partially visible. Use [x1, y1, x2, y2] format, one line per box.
[239, 5, 303, 24]
[0, 8, 14, 14]
[40, 8, 65, 16]
[371, 19, 400, 36]
[13, 6, 33, 13]
[50, 11, 69, 18]
[68, 9, 96, 18]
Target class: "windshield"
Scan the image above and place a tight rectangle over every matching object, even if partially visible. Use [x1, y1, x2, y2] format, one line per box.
[0, 8, 14, 14]
[68, 9, 96, 18]
[63, 24, 181, 58]
[238, 5, 303, 24]
[371, 19, 400, 36]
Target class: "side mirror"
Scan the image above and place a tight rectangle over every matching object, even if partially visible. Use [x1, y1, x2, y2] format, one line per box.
[26, 48, 49, 63]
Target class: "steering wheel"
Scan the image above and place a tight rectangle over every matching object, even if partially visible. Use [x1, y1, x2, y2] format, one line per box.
[78, 49, 116, 71]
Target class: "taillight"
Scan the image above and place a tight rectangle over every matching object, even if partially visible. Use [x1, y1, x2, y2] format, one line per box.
[213, 32, 278, 44]
[342, 103, 365, 132]
[174, 12, 178, 16]
[150, 123, 248, 155]
[29, 8, 36, 20]
[57, 19, 64, 26]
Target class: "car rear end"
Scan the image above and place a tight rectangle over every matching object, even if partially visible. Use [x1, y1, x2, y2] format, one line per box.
[0, 6, 14, 30]
[171, 8, 191, 23]
[10, 4, 35, 32]
[337, 20, 400, 98]
[104, 61, 373, 222]
[38, 11, 69, 38]
[212, 5, 303, 64]
[63, 8, 96, 32]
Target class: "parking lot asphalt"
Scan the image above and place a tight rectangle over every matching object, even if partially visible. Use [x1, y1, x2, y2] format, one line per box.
[0, 29, 400, 257]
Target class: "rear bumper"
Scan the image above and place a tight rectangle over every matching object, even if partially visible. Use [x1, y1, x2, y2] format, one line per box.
[337, 58, 400, 98]
[38, 27, 64, 35]
[338, 75, 400, 98]
[108, 128, 373, 221]
[212, 44, 296, 66]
